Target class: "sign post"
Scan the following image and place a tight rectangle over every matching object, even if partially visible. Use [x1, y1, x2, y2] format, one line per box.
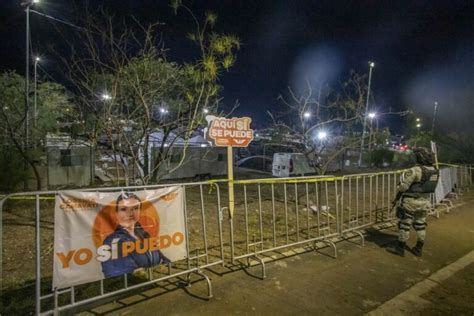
[205, 116, 254, 218]
[227, 146, 235, 216]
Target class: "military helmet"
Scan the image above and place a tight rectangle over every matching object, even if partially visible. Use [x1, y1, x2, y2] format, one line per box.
[413, 147, 434, 165]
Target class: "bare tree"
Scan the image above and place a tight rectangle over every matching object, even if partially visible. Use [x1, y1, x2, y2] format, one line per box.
[57, 6, 239, 185]
[269, 71, 368, 174]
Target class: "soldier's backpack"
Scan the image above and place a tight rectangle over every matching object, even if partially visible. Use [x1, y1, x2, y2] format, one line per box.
[407, 166, 439, 194]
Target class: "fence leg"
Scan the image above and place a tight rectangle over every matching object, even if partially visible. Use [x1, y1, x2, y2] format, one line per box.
[53, 287, 59, 316]
[196, 270, 213, 299]
[248, 255, 266, 280]
[316, 239, 337, 259]
[350, 231, 365, 246]
[36, 194, 41, 316]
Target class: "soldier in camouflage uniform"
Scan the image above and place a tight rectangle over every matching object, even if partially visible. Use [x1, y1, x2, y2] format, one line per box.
[386, 147, 439, 257]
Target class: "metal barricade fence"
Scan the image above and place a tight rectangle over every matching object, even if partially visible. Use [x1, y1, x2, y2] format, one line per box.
[340, 170, 403, 235]
[0, 181, 223, 315]
[227, 175, 349, 277]
[2, 165, 473, 315]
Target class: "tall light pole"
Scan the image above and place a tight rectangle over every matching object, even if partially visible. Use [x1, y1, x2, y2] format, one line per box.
[21, 0, 39, 191]
[431, 101, 438, 134]
[358, 61, 375, 167]
[368, 112, 376, 150]
[34, 56, 40, 128]
[21, 0, 39, 146]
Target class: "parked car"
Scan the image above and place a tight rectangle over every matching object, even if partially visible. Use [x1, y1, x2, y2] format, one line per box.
[236, 155, 273, 173]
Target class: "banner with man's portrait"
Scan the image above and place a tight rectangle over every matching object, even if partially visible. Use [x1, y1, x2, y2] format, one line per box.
[53, 187, 186, 289]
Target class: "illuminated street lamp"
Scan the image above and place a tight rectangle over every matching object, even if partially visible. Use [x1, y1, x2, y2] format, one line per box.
[359, 61, 376, 167]
[303, 112, 311, 119]
[160, 107, 169, 121]
[33, 56, 40, 127]
[203, 108, 209, 114]
[317, 131, 327, 140]
[368, 112, 377, 150]
[416, 123, 421, 135]
[21, 0, 40, 151]
[416, 117, 420, 122]
[101, 93, 112, 101]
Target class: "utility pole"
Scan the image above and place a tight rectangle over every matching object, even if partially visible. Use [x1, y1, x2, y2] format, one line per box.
[431, 101, 438, 134]
[358, 61, 375, 167]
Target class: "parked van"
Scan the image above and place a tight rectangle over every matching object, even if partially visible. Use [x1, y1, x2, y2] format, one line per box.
[154, 146, 227, 180]
[272, 153, 314, 177]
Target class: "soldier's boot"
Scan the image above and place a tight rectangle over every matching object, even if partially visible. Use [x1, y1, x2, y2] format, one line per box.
[411, 240, 424, 257]
[386, 241, 405, 257]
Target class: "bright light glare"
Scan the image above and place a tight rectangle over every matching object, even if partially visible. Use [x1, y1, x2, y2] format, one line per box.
[303, 112, 311, 118]
[369, 61, 375, 68]
[33, 0, 40, 3]
[101, 93, 111, 100]
[200, 143, 207, 147]
[416, 118, 420, 122]
[317, 131, 327, 140]
[368, 112, 376, 119]
[416, 123, 421, 128]
[203, 108, 209, 114]
[35, 56, 40, 62]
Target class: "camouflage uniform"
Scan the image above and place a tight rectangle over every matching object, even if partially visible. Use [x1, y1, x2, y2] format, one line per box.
[387, 147, 438, 257]
[396, 165, 434, 243]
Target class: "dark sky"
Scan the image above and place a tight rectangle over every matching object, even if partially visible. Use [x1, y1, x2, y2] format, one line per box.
[1, 0, 473, 132]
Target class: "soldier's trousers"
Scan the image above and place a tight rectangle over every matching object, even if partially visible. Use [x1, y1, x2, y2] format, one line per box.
[398, 209, 427, 242]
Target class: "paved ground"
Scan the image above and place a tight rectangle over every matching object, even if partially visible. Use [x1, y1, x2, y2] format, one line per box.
[78, 191, 474, 316]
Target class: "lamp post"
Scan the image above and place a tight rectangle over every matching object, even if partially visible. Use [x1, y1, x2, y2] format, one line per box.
[431, 101, 438, 134]
[368, 112, 376, 150]
[358, 61, 375, 167]
[34, 56, 40, 127]
[21, 0, 39, 146]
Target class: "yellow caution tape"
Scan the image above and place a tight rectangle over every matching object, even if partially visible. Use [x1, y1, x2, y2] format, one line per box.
[1, 163, 470, 201]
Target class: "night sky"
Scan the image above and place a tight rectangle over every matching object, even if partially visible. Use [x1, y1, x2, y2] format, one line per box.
[1, 0, 473, 132]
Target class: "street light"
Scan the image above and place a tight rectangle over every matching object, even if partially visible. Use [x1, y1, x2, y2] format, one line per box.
[160, 107, 168, 121]
[203, 108, 209, 114]
[34, 56, 40, 127]
[431, 101, 438, 134]
[368, 112, 377, 149]
[358, 61, 375, 167]
[317, 131, 327, 140]
[21, 0, 40, 151]
[101, 93, 112, 101]
[303, 112, 311, 119]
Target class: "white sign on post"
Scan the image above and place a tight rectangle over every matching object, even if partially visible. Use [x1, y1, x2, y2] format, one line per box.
[204, 116, 254, 217]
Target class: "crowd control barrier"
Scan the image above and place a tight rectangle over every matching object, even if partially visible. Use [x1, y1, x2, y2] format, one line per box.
[0, 181, 224, 315]
[431, 164, 473, 216]
[1, 164, 472, 315]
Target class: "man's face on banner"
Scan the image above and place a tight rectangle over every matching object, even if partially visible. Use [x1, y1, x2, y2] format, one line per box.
[116, 198, 141, 229]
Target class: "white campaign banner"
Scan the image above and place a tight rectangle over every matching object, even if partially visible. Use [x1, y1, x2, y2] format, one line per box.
[53, 187, 186, 289]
